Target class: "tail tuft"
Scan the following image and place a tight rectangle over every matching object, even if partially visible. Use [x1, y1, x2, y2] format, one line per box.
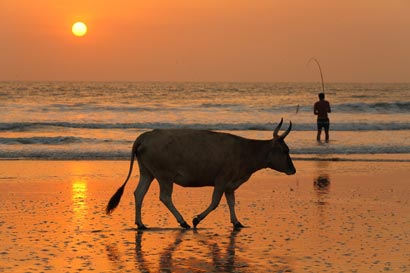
[105, 185, 125, 215]
[106, 139, 138, 215]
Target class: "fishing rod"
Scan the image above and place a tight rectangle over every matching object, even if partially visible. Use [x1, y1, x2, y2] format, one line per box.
[307, 58, 325, 94]
[294, 58, 325, 115]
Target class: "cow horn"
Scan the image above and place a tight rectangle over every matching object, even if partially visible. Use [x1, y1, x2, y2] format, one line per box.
[273, 118, 283, 138]
[280, 121, 292, 139]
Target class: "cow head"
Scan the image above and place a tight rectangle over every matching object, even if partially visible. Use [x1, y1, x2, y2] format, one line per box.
[268, 118, 296, 175]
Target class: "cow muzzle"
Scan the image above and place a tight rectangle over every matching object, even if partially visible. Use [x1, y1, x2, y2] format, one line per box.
[286, 168, 296, 175]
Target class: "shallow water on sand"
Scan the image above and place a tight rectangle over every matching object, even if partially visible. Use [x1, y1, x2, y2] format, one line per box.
[1, 160, 410, 272]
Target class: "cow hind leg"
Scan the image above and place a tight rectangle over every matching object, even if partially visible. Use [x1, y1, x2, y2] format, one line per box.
[158, 181, 190, 229]
[225, 191, 244, 229]
[193, 187, 224, 228]
[134, 173, 154, 229]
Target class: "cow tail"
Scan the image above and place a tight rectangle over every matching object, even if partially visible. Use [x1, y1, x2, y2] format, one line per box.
[106, 140, 139, 215]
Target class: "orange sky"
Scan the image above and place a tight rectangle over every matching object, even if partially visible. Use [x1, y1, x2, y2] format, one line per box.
[1, 0, 409, 82]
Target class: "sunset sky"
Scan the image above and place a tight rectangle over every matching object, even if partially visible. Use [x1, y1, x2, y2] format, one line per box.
[1, 0, 409, 82]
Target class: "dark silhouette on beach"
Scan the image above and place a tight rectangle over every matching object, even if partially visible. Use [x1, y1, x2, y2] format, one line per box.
[314, 93, 331, 142]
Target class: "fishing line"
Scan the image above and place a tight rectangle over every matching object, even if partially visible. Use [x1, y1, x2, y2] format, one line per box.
[307, 58, 325, 94]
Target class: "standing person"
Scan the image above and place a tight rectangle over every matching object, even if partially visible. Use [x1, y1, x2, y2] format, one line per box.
[314, 93, 331, 142]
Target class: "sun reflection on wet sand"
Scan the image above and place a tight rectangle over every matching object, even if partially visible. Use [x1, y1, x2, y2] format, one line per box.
[70, 163, 90, 227]
[72, 179, 88, 221]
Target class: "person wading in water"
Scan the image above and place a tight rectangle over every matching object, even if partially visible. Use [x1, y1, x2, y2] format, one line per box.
[314, 93, 331, 142]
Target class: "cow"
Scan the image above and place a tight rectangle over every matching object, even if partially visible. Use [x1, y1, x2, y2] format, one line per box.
[106, 119, 296, 229]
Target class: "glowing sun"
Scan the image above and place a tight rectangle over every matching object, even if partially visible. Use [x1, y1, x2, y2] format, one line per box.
[72, 22, 88, 37]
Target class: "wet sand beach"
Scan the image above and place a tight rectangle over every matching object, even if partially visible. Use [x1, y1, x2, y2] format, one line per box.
[1, 160, 409, 272]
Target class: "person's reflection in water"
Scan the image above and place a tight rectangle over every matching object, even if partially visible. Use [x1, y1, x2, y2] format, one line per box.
[134, 228, 245, 273]
[314, 174, 331, 205]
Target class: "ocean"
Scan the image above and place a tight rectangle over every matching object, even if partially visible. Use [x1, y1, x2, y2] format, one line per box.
[1, 81, 409, 162]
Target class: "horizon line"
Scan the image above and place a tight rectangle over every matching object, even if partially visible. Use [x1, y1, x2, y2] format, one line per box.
[1, 80, 409, 84]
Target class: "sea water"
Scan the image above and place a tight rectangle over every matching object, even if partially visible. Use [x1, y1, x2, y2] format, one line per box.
[0, 82, 409, 161]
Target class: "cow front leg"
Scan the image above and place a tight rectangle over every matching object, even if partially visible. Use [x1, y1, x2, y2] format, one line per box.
[193, 187, 224, 228]
[158, 181, 190, 229]
[225, 191, 244, 229]
[134, 173, 154, 229]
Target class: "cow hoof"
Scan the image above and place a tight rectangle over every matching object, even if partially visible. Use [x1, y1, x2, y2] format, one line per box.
[137, 224, 148, 230]
[180, 221, 191, 229]
[233, 222, 245, 229]
[192, 216, 200, 228]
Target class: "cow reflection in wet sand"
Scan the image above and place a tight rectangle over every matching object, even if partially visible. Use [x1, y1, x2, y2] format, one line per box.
[134, 229, 246, 273]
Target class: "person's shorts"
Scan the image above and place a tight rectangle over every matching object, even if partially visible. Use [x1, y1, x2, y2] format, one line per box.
[317, 118, 330, 131]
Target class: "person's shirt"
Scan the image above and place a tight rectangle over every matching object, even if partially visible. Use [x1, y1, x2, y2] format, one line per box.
[314, 99, 331, 119]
